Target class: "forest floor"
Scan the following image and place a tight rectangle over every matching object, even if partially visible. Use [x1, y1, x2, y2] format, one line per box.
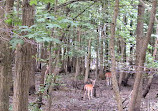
[10, 72, 158, 111]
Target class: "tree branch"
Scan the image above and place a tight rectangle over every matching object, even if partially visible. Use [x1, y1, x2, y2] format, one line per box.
[59, 2, 96, 41]
[49, 0, 98, 11]
[139, 0, 158, 23]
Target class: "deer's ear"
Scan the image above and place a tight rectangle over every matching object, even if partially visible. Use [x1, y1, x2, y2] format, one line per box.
[90, 79, 96, 82]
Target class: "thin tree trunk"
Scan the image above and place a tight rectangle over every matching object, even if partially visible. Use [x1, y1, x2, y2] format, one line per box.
[74, 28, 81, 87]
[46, 41, 53, 111]
[134, 4, 145, 110]
[142, 72, 153, 98]
[119, 38, 125, 89]
[36, 45, 48, 109]
[29, 1, 35, 94]
[84, 38, 91, 83]
[29, 45, 36, 94]
[46, 1, 58, 110]
[95, 32, 99, 78]
[81, 56, 85, 75]
[75, 58, 80, 81]
[99, 26, 104, 75]
[109, 0, 123, 110]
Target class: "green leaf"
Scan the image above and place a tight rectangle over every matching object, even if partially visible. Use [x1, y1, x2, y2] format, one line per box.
[52, 38, 61, 44]
[19, 26, 29, 29]
[71, 21, 78, 27]
[46, 16, 56, 21]
[10, 38, 24, 49]
[39, 0, 55, 3]
[42, 37, 52, 42]
[46, 23, 61, 29]
[37, 18, 45, 22]
[21, 28, 31, 32]
[30, 0, 37, 5]
[4, 18, 12, 25]
[19, 26, 32, 32]
[59, 19, 71, 23]
[30, 25, 37, 29]
[24, 34, 35, 39]
[35, 37, 44, 42]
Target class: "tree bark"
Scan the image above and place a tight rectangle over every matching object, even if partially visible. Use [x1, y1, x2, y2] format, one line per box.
[29, 45, 36, 94]
[13, 0, 34, 111]
[74, 28, 81, 87]
[109, 0, 123, 110]
[0, 0, 14, 111]
[99, 26, 104, 75]
[46, 41, 53, 111]
[84, 38, 91, 83]
[95, 30, 99, 78]
[118, 38, 125, 88]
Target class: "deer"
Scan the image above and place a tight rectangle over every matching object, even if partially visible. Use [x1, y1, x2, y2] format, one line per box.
[105, 72, 112, 86]
[84, 79, 96, 100]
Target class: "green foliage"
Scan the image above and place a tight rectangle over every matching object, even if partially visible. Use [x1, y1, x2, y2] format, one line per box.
[10, 0, 157, 72]
[10, 37, 24, 49]
[77, 74, 84, 80]
[4, 18, 12, 25]
[9, 105, 13, 111]
[46, 23, 61, 29]
[29, 103, 42, 111]
[39, 0, 55, 3]
[30, 0, 55, 5]
[145, 52, 158, 69]
[19, 26, 32, 32]
[17, 12, 79, 45]
[30, 0, 37, 5]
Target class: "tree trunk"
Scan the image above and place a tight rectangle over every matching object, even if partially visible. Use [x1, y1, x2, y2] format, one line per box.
[95, 33, 99, 78]
[46, 1, 58, 110]
[13, 0, 34, 111]
[74, 28, 81, 87]
[84, 38, 91, 83]
[36, 45, 48, 109]
[109, 0, 123, 110]
[29, 45, 36, 94]
[81, 56, 85, 75]
[142, 72, 153, 98]
[118, 38, 125, 89]
[0, 0, 14, 110]
[99, 26, 104, 75]
[129, 1, 157, 111]
[74, 57, 80, 87]
[46, 41, 53, 111]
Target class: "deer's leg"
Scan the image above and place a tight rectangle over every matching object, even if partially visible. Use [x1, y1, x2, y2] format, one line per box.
[91, 89, 93, 99]
[88, 90, 90, 100]
[107, 77, 109, 86]
[106, 78, 108, 86]
[110, 78, 112, 86]
[84, 89, 87, 99]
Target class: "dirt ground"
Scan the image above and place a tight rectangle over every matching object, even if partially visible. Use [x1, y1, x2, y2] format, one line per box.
[10, 72, 158, 111]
